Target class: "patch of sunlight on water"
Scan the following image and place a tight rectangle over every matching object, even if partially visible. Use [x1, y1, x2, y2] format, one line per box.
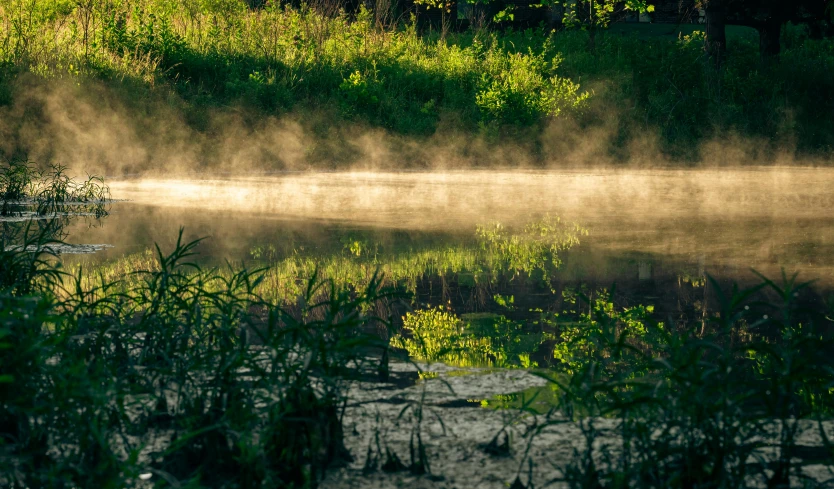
[109, 168, 834, 229]
[80, 168, 834, 284]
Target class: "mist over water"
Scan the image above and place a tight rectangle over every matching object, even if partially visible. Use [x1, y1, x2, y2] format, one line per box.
[65, 167, 834, 288]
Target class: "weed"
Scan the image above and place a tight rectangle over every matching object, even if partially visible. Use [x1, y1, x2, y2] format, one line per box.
[535, 273, 834, 489]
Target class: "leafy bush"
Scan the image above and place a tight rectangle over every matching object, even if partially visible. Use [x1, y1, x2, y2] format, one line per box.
[476, 50, 589, 124]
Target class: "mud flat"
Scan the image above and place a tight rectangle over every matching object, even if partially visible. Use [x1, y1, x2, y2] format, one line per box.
[323, 362, 834, 489]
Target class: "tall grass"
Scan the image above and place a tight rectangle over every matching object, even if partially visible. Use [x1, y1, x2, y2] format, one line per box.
[2, 224, 405, 488]
[527, 276, 834, 488]
[1, 159, 110, 218]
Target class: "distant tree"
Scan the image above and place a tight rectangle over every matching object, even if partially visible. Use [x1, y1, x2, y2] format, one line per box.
[548, 0, 655, 51]
[700, 0, 834, 62]
[555, 0, 654, 29]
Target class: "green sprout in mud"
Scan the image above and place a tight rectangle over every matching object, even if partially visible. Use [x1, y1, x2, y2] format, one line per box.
[552, 289, 659, 377]
[391, 306, 550, 368]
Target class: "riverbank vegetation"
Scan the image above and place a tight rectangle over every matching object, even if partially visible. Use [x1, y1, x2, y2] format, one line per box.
[1, 1, 833, 169]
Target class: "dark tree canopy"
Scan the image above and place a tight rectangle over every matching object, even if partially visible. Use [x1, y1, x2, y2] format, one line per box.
[701, 0, 833, 60]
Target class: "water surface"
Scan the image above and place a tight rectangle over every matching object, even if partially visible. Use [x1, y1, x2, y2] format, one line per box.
[64, 168, 834, 290]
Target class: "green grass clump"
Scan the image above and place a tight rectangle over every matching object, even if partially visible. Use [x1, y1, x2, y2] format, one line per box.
[2, 224, 402, 488]
[1, 159, 110, 217]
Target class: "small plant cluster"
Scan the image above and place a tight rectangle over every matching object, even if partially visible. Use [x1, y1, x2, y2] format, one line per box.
[1, 159, 110, 218]
[1, 219, 403, 487]
[534, 276, 834, 488]
[391, 305, 550, 368]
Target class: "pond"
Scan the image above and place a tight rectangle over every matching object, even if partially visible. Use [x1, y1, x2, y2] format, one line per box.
[63, 168, 834, 271]
[7, 167, 834, 488]
[62, 167, 834, 308]
[44, 168, 832, 370]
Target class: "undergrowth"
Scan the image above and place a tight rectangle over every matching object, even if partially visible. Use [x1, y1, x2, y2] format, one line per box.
[1, 224, 406, 488]
[526, 279, 834, 489]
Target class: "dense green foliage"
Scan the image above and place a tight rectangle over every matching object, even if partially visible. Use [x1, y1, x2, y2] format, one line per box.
[542, 277, 834, 489]
[1, 1, 833, 164]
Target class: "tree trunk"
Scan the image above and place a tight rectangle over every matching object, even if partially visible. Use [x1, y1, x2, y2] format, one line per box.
[392, 0, 416, 24]
[704, 0, 727, 65]
[415, 0, 457, 34]
[758, 17, 782, 60]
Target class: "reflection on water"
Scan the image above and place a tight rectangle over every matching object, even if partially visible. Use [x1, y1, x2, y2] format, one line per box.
[63, 168, 834, 289]
[53, 168, 834, 372]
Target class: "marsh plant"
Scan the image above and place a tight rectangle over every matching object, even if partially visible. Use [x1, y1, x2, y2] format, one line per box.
[391, 305, 552, 368]
[1, 220, 407, 488]
[0, 159, 110, 219]
[527, 276, 834, 489]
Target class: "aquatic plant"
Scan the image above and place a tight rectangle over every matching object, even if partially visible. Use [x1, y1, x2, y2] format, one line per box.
[533, 273, 834, 489]
[0, 160, 37, 211]
[0, 160, 110, 219]
[33, 163, 110, 217]
[392, 307, 552, 368]
[1, 224, 405, 488]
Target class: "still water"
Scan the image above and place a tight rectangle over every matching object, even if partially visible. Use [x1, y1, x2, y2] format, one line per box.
[25, 169, 834, 486]
[65, 167, 834, 288]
